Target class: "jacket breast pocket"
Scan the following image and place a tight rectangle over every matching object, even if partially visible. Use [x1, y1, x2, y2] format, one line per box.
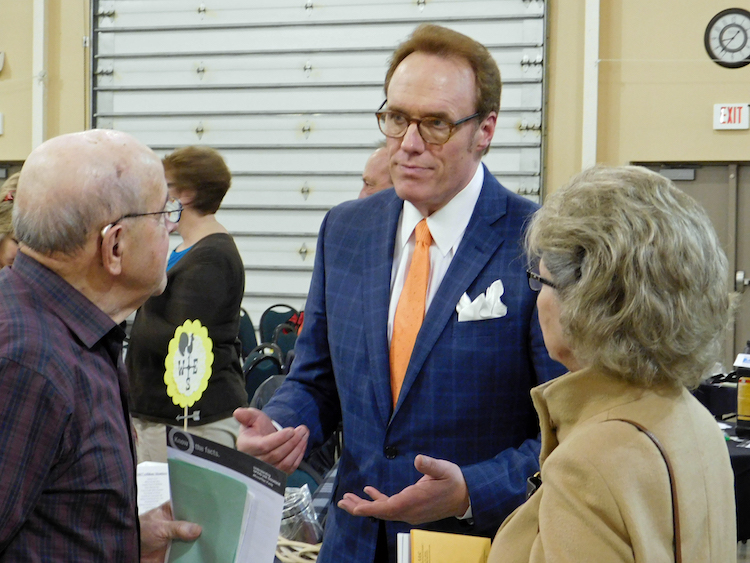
[451, 315, 507, 345]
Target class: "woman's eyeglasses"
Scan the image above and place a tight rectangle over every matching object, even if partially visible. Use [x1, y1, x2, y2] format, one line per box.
[526, 269, 558, 291]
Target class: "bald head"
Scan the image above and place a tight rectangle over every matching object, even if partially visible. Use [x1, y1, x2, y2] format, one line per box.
[359, 147, 392, 199]
[14, 130, 164, 255]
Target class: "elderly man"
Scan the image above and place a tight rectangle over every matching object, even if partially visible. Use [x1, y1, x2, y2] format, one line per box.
[359, 146, 392, 198]
[0, 130, 200, 561]
[235, 24, 565, 562]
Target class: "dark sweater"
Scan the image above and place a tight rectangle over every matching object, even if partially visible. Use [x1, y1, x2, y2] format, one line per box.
[127, 233, 247, 425]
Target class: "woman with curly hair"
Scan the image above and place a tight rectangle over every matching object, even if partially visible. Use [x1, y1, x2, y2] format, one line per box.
[489, 166, 736, 562]
[0, 173, 19, 268]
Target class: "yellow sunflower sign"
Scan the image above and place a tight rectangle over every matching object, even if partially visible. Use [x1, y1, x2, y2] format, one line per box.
[164, 320, 214, 421]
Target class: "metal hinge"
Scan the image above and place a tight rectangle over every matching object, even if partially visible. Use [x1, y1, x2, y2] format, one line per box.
[518, 120, 542, 132]
[521, 55, 543, 70]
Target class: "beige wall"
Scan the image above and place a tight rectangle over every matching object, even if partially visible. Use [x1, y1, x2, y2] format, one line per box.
[546, 0, 750, 193]
[545, 0, 586, 197]
[0, 3, 33, 160]
[47, 0, 90, 139]
[0, 0, 89, 162]
[598, 0, 750, 164]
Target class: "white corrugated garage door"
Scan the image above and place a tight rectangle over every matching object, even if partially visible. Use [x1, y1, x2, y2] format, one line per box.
[91, 0, 546, 325]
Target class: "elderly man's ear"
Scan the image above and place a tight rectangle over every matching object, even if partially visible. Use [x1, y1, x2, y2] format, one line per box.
[100, 224, 124, 275]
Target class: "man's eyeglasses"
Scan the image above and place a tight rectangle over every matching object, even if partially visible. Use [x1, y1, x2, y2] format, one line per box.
[101, 198, 182, 237]
[375, 100, 480, 145]
[526, 269, 558, 292]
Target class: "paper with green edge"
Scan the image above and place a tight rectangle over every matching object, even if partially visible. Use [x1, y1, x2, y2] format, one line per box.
[167, 458, 250, 563]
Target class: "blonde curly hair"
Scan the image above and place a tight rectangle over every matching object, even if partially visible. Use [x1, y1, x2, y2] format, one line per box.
[0, 173, 19, 238]
[526, 165, 735, 389]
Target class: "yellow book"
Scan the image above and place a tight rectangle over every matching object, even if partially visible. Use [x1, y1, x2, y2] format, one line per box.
[397, 529, 491, 563]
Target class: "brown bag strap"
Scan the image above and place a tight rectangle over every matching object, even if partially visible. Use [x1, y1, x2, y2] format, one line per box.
[608, 418, 681, 563]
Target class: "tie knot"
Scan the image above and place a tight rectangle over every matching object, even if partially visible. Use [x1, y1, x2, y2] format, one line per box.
[415, 219, 432, 246]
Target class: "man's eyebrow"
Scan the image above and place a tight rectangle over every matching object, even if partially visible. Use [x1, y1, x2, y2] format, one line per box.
[386, 104, 453, 121]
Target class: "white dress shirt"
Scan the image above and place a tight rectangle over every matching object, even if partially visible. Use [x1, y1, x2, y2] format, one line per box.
[387, 163, 484, 344]
[386, 163, 483, 520]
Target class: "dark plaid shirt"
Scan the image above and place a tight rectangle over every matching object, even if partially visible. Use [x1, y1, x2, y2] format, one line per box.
[0, 252, 139, 561]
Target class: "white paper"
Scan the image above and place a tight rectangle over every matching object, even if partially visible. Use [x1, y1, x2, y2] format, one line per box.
[136, 461, 171, 515]
[167, 430, 285, 563]
[397, 532, 411, 563]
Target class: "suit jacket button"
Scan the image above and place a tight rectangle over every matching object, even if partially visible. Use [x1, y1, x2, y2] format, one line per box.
[384, 446, 397, 459]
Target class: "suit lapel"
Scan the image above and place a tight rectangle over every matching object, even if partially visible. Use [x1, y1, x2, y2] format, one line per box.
[393, 167, 509, 414]
[363, 191, 403, 427]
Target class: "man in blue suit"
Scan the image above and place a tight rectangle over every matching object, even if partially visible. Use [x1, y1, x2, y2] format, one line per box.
[235, 24, 565, 562]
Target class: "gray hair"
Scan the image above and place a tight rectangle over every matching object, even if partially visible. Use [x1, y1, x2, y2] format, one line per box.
[13, 132, 151, 255]
[526, 165, 735, 388]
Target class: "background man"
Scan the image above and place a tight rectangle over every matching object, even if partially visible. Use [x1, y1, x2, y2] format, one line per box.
[235, 24, 564, 562]
[359, 146, 393, 198]
[0, 130, 200, 561]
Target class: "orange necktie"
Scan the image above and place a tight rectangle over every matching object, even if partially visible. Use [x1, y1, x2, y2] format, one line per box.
[390, 219, 432, 407]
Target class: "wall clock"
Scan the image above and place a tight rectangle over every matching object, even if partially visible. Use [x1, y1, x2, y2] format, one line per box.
[705, 7, 750, 68]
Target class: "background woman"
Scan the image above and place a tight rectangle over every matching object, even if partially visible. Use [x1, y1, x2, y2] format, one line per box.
[489, 166, 736, 562]
[127, 146, 247, 462]
[0, 173, 20, 268]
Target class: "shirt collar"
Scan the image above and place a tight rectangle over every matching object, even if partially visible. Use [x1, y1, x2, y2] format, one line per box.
[12, 252, 122, 350]
[398, 163, 484, 256]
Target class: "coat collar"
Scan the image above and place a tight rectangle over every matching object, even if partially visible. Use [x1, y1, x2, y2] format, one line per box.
[531, 367, 682, 466]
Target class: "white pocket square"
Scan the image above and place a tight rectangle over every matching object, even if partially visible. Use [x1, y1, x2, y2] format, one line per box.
[456, 279, 508, 322]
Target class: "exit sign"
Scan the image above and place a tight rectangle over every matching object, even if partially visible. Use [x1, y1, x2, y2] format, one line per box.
[714, 103, 750, 130]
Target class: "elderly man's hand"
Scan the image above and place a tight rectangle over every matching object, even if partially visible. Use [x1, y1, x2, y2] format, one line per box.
[139, 501, 201, 563]
[233, 407, 309, 474]
[337, 455, 470, 525]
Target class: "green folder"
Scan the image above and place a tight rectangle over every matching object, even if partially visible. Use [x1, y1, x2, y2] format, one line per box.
[167, 459, 250, 563]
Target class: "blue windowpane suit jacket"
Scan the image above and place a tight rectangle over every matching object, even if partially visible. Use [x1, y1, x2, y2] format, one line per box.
[264, 166, 565, 562]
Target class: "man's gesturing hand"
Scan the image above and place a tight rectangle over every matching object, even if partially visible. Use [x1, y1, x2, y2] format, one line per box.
[337, 455, 470, 525]
[233, 407, 309, 474]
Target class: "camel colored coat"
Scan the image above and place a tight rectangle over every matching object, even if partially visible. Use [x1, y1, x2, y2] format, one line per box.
[489, 368, 736, 563]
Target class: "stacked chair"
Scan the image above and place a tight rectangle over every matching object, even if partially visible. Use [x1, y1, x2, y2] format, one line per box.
[240, 304, 341, 498]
